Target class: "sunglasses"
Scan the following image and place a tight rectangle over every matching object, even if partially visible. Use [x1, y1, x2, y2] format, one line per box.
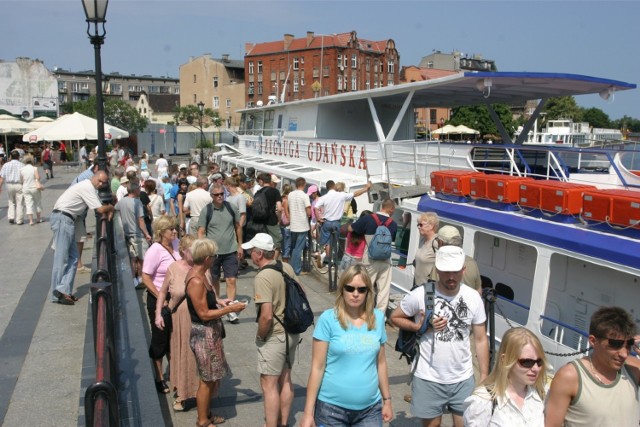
[343, 284, 368, 294]
[417, 223, 428, 228]
[604, 338, 635, 350]
[517, 358, 543, 368]
[212, 192, 224, 197]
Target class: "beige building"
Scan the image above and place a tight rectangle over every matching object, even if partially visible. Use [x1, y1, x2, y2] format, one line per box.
[179, 54, 245, 129]
[136, 93, 180, 124]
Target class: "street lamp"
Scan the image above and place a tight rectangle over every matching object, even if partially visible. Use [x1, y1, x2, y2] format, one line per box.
[197, 101, 205, 167]
[82, 0, 109, 175]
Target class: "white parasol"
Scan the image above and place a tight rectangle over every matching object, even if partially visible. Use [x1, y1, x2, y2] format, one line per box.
[22, 112, 129, 143]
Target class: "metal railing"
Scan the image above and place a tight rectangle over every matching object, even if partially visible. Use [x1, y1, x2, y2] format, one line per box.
[84, 213, 119, 427]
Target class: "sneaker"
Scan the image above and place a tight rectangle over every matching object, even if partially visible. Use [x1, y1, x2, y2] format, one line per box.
[77, 265, 91, 273]
[227, 312, 239, 324]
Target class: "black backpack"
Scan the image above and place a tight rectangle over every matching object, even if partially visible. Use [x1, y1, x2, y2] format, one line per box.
[251, 189, 270, 223]
[395, 280, 435, 369]
[204, 201, 236, 230]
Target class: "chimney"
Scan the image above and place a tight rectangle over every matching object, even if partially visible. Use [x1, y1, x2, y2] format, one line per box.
[245, 43, 255, 54]
[222, 54, 230, 62]
[283, 33, 294, 51]
[306, 31, 314, 47]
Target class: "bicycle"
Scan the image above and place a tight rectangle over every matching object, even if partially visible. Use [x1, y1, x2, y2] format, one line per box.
[316, 219, 342, 291]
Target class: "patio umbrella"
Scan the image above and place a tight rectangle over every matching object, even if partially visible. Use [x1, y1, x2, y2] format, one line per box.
[454, 125, 480, 135]
[0, 114, 37, 153]
[22, 112, 129, 143]
[431, 124, 459, 135]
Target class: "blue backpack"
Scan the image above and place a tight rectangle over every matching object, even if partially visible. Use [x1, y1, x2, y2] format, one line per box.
[368, 214, 393, 260]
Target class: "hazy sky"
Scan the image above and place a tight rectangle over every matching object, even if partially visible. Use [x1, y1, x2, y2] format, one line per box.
[1, 0, 638, 119]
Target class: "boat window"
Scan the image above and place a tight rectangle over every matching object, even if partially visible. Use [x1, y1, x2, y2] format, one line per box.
[263, 110, 275, 136]
[393, 210, 412, 268]
[279, 164, 302, 170]
[293, 167, 321, 173]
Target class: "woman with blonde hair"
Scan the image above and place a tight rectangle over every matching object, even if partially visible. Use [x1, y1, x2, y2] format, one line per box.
[300, 264, 393, 426]
[186, 239, 247, 427]
[463, 327, 547, 426]
[413, 211, 440, 287]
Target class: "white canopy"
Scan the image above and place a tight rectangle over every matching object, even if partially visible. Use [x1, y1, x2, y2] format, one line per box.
[22, 112, 129, 143]
[0, 114, 37, 134]
[454, 125, 480, 135]
[431, 124, 459, 135]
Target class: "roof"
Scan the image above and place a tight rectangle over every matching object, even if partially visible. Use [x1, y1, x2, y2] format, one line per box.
[184, 55, 244, 70]
[146, 94, 180, 113]
[246, 31, 391, 56]
[401, 66, 458, 82]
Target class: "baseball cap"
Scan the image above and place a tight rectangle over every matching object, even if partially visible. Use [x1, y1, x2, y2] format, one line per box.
[271, 174, 281, 184]
[435, 245, 465, 272]
[211, 173, 223, 180]
[179, 163, 187, 169]
[241, 233, 275, 251]
[306, 184, 319, 196]
[242, 175, 252, 183]
[437, 225, 461, 245]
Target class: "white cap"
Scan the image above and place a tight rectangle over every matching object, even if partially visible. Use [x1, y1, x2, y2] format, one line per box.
[186, 175, 197, 184]
[435, 245, 465, 272]
[271, 174, 281, 184]
[179, 163, 187, 169]
[241, 233, 275, 251]
[125, 166, 137, 173]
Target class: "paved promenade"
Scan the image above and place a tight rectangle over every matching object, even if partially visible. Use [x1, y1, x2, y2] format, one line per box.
[0, 166, 453, 427]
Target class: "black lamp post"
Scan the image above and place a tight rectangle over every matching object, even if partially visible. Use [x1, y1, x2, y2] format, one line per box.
[82, 0, 109, 175]
[197, 101, 205, 166]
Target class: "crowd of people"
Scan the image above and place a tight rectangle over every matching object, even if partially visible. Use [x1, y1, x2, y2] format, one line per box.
[4, 146, 640, 427]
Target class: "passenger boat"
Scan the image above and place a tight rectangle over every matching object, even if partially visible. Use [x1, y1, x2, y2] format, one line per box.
[213, 71, 639, 371]
[514, 118, 624, 147]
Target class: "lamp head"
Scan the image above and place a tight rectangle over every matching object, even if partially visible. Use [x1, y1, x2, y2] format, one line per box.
[82, 0, 108, 41]
[197, 101, 205, 112]
[599, 86, 615, 102]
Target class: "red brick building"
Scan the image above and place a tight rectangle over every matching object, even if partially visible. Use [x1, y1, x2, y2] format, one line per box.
[244, 31, 400, 106]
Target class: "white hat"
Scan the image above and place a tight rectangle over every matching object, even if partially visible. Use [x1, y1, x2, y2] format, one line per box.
[140, 170, 150, 179]
[120, 176, 129, 184]
[241, 233, 275, 251]
[179, 163, 188, 169]
[271, 174, 281, 184]
[125, 166, 137, 173]
[437, 225, 461, 244]
[186, 175, 197, 184]
[435, 245, 465, 272]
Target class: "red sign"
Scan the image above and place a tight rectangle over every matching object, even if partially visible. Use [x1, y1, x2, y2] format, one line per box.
[105, 133, 112, 139]
[29, 135, 38, 142]
[159, 128, 166, 134]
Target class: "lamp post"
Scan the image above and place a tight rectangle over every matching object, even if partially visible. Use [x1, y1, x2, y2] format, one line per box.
[197, 101, 205, 167]
[82, 0, 109, 175]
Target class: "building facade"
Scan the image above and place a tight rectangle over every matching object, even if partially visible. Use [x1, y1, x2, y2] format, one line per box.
[418, 50, 496, 72]
[54, 68, 179, 108]
[244, 31, 400, 106]
[179, 54, 245, 129]
[0, 58, 59, 119]
[136, 93, 180, 124]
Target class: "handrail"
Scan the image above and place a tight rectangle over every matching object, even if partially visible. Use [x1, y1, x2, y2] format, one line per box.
[84, 214, 119, 427]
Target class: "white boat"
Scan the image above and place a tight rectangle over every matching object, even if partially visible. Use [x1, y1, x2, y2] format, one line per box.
[515, 118, 624, 147]
[214, 71, 639, 372]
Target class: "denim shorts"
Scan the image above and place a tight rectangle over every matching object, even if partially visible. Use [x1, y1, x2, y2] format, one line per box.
[410, 375, 474, 419]
[318, 220, 340, 246]
[314, 399, 382, 427]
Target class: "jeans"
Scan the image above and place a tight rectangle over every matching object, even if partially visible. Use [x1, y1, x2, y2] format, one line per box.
[280, 226, 291, 259]
[290, 231, 308, 275]
[314, 399, 382, 427]
[49, 212, 79, 300]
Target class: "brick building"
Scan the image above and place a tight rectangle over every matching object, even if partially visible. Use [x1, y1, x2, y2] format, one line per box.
[244, 30, 400, 106]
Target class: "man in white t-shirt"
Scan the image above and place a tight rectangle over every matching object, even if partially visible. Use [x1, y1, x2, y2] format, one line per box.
[287, 177, 311, 275]
[183, 176, 213, 235]
[50, 170, 114, 305]
[390, 245, 489, 427]
[154, 153, 169, 178]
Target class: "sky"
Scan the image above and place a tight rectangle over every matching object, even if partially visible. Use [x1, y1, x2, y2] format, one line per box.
[1, 0, 639, 120]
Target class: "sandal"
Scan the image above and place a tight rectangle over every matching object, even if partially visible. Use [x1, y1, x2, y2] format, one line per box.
[173, 399, 185, 412]
[195, 421, 214, 427]
[208, 412, 225, 424]
[155, 380, 170, 394]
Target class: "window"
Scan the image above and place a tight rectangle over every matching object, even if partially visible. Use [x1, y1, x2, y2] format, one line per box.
[323, 65, 330, 77]
[337, 76, 342, 91]
[293, 57, 299, 70]
[301, 78, 305, 86]
[427, 61, 434, 69]
[257, 61, 263, 73]
[279, 71, 285, 81]
[71, 82, 89, 92]
[293, 78, 299, 93]
[313, 67, 319, 78]
[387, 60, 395, 74]
[351, 76, 357, 91]
[374, 60, 379, 73]
[351, 54, 357, 68]
[58, 81, 67, 91]
[213, 97, 219, 109]
[388, 79, 394, 87]
[365, 80, 370, 90]
[193, 74, 197, 83]
[430, 109, 437, 124]
[258, 82, 263, 94]
[109, 83, 122, 94]
[271, 70, 276, 81]
[128, 84, 144, 92]
[213, 76, 218, 88]
[248, 82, 254, 95]
[174, 87, 180, 94]
[366, 58, 370, 71]
[337, 54, 342, 68]
[226, 99, 231, 108]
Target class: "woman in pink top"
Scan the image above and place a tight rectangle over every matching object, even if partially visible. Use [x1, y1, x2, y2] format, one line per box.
[338, 210, 372, 276]
[142, 215, 180, 394]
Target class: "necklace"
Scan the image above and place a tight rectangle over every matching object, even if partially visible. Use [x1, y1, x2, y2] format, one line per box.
[589, 356, 605, 383]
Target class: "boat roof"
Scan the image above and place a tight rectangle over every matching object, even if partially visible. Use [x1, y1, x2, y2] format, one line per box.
[240, 71, 636, 111]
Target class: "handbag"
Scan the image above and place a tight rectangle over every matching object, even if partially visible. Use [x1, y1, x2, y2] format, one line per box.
[161, 305, 173, 330]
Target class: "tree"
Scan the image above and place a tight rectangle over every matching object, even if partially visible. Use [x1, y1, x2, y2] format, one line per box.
[61, 96, 148, 135]
[449, 104, 516, 140]
[543, 96, 582, 122]
[173, 105, 221, 148]
[612, 115, 640, 133]
[581, 107, 611, 128]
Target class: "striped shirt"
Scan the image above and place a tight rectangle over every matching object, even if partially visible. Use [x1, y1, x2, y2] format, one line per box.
[0, 160, 25, 183]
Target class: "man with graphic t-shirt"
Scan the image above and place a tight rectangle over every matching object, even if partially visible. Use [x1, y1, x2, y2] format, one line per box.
[390, 245, 489, 427]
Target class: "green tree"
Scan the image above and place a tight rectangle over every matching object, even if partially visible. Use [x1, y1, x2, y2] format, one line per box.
[449, 104, 516, 139]
[173, 105, 222, 148]
[612, 115, 640, 133]
[581, 107, 611, 128]
[543, 96, 582, 121]
[63, 96, 148, 135]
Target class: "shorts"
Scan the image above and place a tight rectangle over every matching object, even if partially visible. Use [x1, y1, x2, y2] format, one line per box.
[410, 375, 474, 419]
[265, 223, 283, 250]
[318, 220, 340, 246]
[256, 333, 299, 376]
[210, 251, 239, 281]
[315, 399, 382, 427]
[74, 215, 87, 243]
[126, 236, 149, 260]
